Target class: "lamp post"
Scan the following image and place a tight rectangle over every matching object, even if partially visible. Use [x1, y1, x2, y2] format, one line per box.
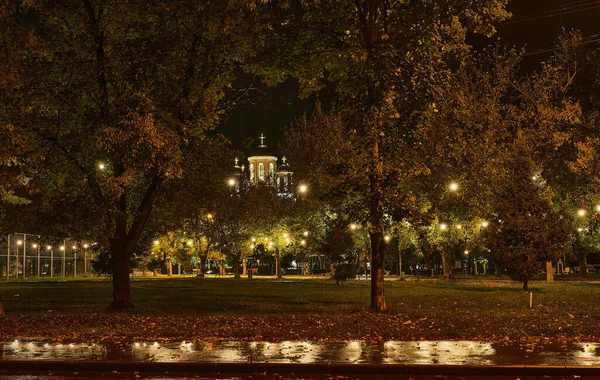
[47, 246, 53, 278]
[16, 240, 23, 278]
[83, 244, 89, 275]
[60, 243, 66, 277]
[33, 243, 39, 278]
[73, 245, 77, 277]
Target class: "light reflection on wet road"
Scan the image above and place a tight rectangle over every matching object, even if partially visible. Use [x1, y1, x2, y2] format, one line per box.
[0, 374, 597, 380]
[2, 340, 600, 366]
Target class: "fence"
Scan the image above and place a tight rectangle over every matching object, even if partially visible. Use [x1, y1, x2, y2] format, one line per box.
[0, 233, 97, 279]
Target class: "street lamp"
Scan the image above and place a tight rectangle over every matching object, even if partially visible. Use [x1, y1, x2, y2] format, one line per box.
[72, 245, 77, 277]
[456, 224, 462, 230]
[481, 221, 489, 228]
[46, 245, 53, 278]
[16, 240, 22, 278]
[83, 244, 89, 276]
[350, 223, 357, 231]
[440, 223, 448, 231]
[60, 245, 65, 277]
[98, 163, 105, 170]
[384, 235, 390, 242]
[449, 182, 459, 192]
[227, 178, 236, 187]
[153, 240, 160, 246]
[298, 184, 308, 194]
[303, 231, 309, 237]
[578, 209, 586, 217]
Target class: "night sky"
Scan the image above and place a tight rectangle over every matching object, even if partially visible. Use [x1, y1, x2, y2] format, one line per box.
[220, 0, 600, 155]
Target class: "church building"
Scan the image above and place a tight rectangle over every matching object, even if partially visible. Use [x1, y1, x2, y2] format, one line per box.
[233, 134, 293, 198]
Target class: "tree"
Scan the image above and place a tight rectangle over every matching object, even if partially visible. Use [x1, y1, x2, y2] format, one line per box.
[316, 216, 356, 283]
[268, 0, 510, 311]
[484, 152, 570, 291]
[0, 1, 269, 308]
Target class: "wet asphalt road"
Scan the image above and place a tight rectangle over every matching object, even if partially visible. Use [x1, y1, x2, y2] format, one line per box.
[0, 373, 598, 380]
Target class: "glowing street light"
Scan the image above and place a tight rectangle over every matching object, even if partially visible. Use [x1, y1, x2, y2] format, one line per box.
[59, 246, 65, 251]
[449, 182, 459, 192]
[300, 240, 306, 246]
[440, 223, 448, 231]
[46, 245, 52, 251]
[206, 213, 213, 220]
[283, 233, 289, 238]
[384, 235, 390, 242]
[350, 223, 357, 231]
[227, 178, 237, 187]
[83, 244, 89, 249]
[303, 231, 309, 237]
[98, 163, 106, 170]
[578, 209, 586, 217]
[456, 224, 462, 230]
[153, 240, 160, 246]
[32, 244, 37, 249]
[17, 240, 22, 246]
[298, 184, 308, 193]
[464, 250, 469, 255]
[596, 205, 600, 212]
[481, 221, 489, 228]
[187, 240, 193, 246]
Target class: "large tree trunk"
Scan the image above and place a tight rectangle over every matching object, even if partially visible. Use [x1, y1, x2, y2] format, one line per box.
[200, 255, 207, 275]
[108, 174, 163, 310]
[110, 244, 133, 309]
[579, 255, 588, 277]
[523, 279, 529, 291]
[441, 248, 453, 279]
[234, 254, 241, 278]
[276, 247, 282, 280]
[368, 135, 386, 312]
[167, 259, 173, 277]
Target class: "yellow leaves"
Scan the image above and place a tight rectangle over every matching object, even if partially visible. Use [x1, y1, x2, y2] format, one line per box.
[97, 100, 184, 180]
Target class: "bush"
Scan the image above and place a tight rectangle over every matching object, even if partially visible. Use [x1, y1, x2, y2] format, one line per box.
[334, 263, 356, 285]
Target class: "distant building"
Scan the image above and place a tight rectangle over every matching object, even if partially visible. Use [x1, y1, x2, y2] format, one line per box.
[233, 134, 293, 198]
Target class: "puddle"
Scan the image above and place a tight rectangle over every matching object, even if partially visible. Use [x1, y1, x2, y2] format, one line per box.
[1, 340, 599, 366]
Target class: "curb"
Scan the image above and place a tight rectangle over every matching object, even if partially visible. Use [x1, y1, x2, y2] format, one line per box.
[2, 361, 600, 376]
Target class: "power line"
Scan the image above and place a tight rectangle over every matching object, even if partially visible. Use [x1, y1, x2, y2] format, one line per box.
[504, 0, 600, 25]
[522, 33, 600, 57]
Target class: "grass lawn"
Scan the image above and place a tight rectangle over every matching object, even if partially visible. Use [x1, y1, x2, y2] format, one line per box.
[0, 276, 599, 344]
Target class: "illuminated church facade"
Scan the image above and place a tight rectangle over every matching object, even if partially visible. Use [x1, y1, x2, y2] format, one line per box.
[233, 134, 293, 198]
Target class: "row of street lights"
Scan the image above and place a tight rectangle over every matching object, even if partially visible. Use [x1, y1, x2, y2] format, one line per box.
[4, 234, 95, 279]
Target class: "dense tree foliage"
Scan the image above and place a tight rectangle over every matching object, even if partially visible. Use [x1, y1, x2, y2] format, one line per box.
[0, 0, 270, 308]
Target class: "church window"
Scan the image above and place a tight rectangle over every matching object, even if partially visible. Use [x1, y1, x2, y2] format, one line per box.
[269, 162, 274, 181]
[259, 163, 265, 181]
[250, 163, 254, 181]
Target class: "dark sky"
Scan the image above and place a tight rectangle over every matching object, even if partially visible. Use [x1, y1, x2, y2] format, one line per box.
[219, 0, 600, 155]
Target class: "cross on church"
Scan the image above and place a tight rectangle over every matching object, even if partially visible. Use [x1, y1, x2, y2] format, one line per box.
[282, 156, 287, 164]
[234, 157, 239, 165]
[259, 134, 266, 145]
